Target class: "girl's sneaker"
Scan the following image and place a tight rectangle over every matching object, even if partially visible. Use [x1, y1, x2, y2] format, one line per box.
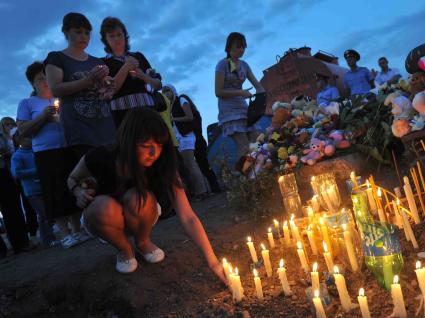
[61, 234, 79, 249]
[116, 252, 138, 274]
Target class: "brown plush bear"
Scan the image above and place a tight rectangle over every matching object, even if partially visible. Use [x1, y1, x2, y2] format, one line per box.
[271, 101, 291, 129]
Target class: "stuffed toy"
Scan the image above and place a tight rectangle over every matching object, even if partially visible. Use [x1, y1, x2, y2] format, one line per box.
[291, 95, 308, 110]
[392, 119, 412, 137]
[328, 130, 351, 149]
[387, 96, 414, 120]
[411, 91, 425, 131]
[284, 154, 298, 169]
[300, 138, 325, 166]
[271, 101, 291, 129]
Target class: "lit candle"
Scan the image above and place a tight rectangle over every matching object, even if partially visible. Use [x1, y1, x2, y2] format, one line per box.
[323, 241, 334, 272]
[307, 225, 318, 255]
[342, 224, 359, 272]
[415, 261, 425, 298]
[307, 206, 314, 223]
[297, 241, 309, 271]
[416, 161, 425, 212]
[333, 266, 353, 311]
[247, 236, 259, 263]
[253, 269, 264, 300]
[321, 186, 333, 212]
[403, 176, 421, 224]
[312, 195, 320, 212]
[222, 258, 231, 281]
[392, 200, 404, 230]
[290, 219, 301, 242]
[313, 289, 327, 318]
[366, 180, 377, 212]
[398, 202, 419, 249]
[377, 187, 387, 223]
[391, 275, 407, 318]
[228, 265, 235, 295]
[320, 217, 332, 254]
[394, 187, 402, 199]
[283, 221, 291, 245]
[277, 259, 292, 295]
[261, 243, 273, 277]
[357, 288, 371, 318]
[311, 262, 320, 291]
[273, 219, 279, 232]
[267, 227, 275, 249]
[327, 185, 339, 206]
[350, 171, 358, 188]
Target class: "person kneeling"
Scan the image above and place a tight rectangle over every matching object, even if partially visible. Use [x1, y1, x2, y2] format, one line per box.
[67, 108, 226, 282]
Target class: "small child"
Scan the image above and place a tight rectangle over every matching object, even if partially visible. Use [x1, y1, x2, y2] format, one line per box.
[10, 129, 57, 248]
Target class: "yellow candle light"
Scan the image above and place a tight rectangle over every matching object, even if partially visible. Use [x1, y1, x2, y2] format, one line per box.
[283, 221, 291, 245]
[398, 202, 419, 249]
[307, 206, 314, 223]
[261, 243, 273, 277]
[278, 259, 292, 295]
[313, 289, 327, 318]
[392, 200, 404, 230]
[323, 241, 334, 272]
[267, 227, 275, 249]
[312, 195, 320, 212]
[403, 176, 421, 224]
[350, 171, 358, 188]
[307, 225, 318, 255]
[394, 187, 402, 199]
[415, 261, 425, 298]
[333, 265, 353, 311]
[253, 269, 264, 300]
[290, 219, 301, 242]
[391, 275, 407, 318]
[366, 180, 377, 212]
[222, 258, 231, 281]
[376, 187, 387, 223]
[297, 241, 309, 271]
[320, 217, 332, 254]
[357, 288, 371, 318]
[247, 236, 259, 263]
[228, 265, 235, 295]
[311, 262, 320, 291]
[342, 224, 359, 272]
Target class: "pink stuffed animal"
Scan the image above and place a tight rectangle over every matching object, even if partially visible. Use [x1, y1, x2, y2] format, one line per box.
[328, 130, 351, 149]
[301, 138, 325, 166]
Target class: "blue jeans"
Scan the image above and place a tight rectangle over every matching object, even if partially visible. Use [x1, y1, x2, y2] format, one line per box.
[27, 195, 55, 247]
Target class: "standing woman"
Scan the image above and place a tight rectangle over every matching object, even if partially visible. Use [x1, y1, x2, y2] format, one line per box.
[215, 32, 265, 160]
[100, 17, 162, 128]
[44, 12, 116, 240]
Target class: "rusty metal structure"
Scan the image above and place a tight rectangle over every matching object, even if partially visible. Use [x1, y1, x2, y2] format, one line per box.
[260, 46, 349, 114]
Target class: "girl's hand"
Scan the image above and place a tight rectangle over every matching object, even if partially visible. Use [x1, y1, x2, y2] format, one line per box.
[209, 260, 228, 286]
[241, 88, 253, 98]
[90, 65, 109, 82]
[74, 188, 96, 209]
[124, 56, 139, 71]
[42, 105, 57, 121]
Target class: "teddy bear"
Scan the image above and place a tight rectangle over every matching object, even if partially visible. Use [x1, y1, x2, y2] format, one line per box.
[328, 130, 351, 149]
[411, 91, 425, 131]
[271, 101, 292, 129]
[392, 119, 412, 137]
[300, 138, 325, 166]
[384, 95, 414, 137]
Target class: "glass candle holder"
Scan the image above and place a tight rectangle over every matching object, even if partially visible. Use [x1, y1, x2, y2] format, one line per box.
[310, 173, 341, 213]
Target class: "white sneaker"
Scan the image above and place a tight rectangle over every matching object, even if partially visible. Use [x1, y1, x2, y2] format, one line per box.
[142, 248, 165, 263]
[116, 252, 138, 274]
[61, 234, 79, 249]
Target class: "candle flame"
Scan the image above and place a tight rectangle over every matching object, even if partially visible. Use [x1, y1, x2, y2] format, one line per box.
[290, 214, 295, 221]
[319, 217, 324, 225]
[353, 197, 358, 204]
[268, 227, 272, 233]
[393, 275, 399, 284]
[307, 225, 311, 231]
[366, 180, 370, 188]
[359, 288, 365, 297]
[229, 265, 233, 274]
[377, 187, 382, 197]
[307, 206, 313, 215]
[311, 176, 315, 182]
[323, 241, 328, 252]
[417, 261, 422, 269]
[54, 99, 60, 107]
[314, 289, 320, 298]
[342, 223, 347, 231]
[283, 220, 288, 226]
[350, 171, 355, 178]
[334, 265, 339, 274]
[222, 258, 227, 264]
[247, 236, 252, 242]
[297, 241, 302, 249]
[261, 243, 266, 250]
[313, 262, 318, 272]
[253, 268, 258, 277]
[280, 259, 284, 268]
[278, 176, 283, 183]
[397, 198, 400, 205]
[235, 267, 239, 276]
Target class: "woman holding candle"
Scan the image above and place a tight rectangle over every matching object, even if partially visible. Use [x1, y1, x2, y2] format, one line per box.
[16, 62, 80, 248]
[67, 108, 226, 282]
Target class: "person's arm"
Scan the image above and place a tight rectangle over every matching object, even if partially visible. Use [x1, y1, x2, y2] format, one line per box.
[388, 74, 402, 85]
[246, 67, 265, 93]
[330, 87, 340, 100]
[45, 64, 108, 97]
[17, 106, 56, 138]
[172, 100, 193, 123]
[366, 69, 375, 89]
[174, 185, 227, 285]
[132, 68, 162, 90]
[67, 155, 96, 209]
[215, 71, 252, 99]
[111, 56, 139, 93]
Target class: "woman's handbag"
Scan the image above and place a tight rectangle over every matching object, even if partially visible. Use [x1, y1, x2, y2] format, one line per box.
[247, 92, 267, 127]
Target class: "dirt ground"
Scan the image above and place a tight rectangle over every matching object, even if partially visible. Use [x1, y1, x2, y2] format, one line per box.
[1, 167, 425, 317]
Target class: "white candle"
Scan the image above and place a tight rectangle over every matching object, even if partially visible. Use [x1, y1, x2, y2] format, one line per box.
[342, 224, 359, 272]
[327, 185, 339, 206]
[253, 269, 264, 300]
[267, 227, 275, 249]
[391, 275, 407, 318]
[392, 200, 404, 229]
[323, 241, 334, 272]
[404, 176, 421, 224]
[247, 236, 259, 263]
[350, 171, 358, 188]
[228, 265, 235, 295]
[366, 180, 377, 212]
[222, 258, 231, 281]
[278, 259, 292, 295]
[394, 187, 402, 199]
[357, 288, 371, 318]
[290, 218, 301, 242]
[261, 243, 273, 277]
[297, 241, 309, 271]
[376, 187, 387, 223]
[399, 202, 419, 249]
[307, 225, 318, 255]
[322, 186, 333, 212]
[320, 217, 332, 254]
[312, 195, 320, 212]
[313, 289, 327, 318]
[283, 221, 291, 245]
[307, 206, 314, 223]
[415, 261, 425, 298]
[311, 262, 320, 291]
[333, 266, 353, 311]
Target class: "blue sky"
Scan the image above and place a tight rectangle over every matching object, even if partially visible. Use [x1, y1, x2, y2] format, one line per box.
[0, 0, 423, 134]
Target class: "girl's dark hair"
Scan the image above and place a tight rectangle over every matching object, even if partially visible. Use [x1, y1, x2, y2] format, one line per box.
[25, 61, 44, 96]
[225, 32, 247, 58]
[100, 17, 130, 54]
[116, 107, 181, 209]
[61, 12, 92, 36]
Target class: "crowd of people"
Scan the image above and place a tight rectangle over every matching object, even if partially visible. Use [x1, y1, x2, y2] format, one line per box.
[1, 11, 424, 282]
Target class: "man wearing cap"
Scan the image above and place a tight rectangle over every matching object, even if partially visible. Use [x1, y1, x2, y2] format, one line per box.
[374, 57, 401, 87]
[343, 49, 374, 96]
[316, 73, 340, 106]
